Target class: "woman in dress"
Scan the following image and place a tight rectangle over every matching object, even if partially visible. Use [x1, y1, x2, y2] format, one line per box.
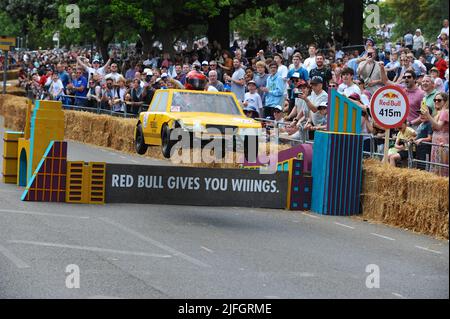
[424, 92, 449, 177]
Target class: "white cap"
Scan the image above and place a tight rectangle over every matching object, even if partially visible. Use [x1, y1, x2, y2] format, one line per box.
[143, 68, 153, 75]
[416, 28, 421, 33]
[161, 72, 168, 78]
[273, 105, 283, 111]
[202, 60, 209, 66]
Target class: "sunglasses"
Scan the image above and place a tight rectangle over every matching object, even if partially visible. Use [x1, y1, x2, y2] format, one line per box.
[403, 75, 413, 79]
[434, 98, 443, 102]
[329, 85, 337, 88]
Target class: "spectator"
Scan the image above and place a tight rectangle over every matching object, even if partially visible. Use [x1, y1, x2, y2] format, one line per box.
[401, 70, 424, 129]
[86, 76, 102, 108]
[439, 19, 449, 37]
[421, 75, 438, 114]
[434, 50, 448, 79]
[208, 70, 224, 92]
[357, 47, 384, 94]
[413, 29, 425, 55]
[100, 78, 115, 110]
[105, 62, 122, 83]
[174, 64, 186, 84]
[406, 52, 427, 77]
[385, 52, 401, 81]
[74, 52, 112, 82]
[261, 62, 285, 118]
[201, 61, 209, 76]
[67, 68, 87, 107]
[338, 67, 361, 97]
[48, 73, 64, 101]
[218, 50, 233, 78]
[423, 92, 449, 177]
[243, 80, 263, 117]
[304, 101, 328, 132]
[297, 76, 328, 140]
[208, 60, 222, 83]
[126, 79, 144, 114]
[413, 107, 433, 170]
[253, 61, 269, 105]
[310, 52, 332, 92]
[430, 67, 445, 92]
[111, 76, 127, 112]
[404, 31, 414, 50]
[224, 58, 245, 102]
[386, 121, 417, 167]
[303, 44, 317, 72]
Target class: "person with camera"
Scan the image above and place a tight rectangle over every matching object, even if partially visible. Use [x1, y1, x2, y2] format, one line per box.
[357, 47, 385, 95]
[385, 121, 417, 167]
[141, 68, 155, 111]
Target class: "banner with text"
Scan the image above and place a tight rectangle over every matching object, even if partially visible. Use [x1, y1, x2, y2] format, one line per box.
[105, 164, 288, 208]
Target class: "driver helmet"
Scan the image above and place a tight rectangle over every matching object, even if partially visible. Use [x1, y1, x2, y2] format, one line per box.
[185, 70, 207, 90]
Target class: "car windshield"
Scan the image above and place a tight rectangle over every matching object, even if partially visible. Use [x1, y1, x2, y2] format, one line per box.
[170, 91, 242, 115]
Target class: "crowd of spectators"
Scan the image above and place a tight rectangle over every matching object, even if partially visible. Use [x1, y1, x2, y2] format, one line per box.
[6, 19, 449, 175]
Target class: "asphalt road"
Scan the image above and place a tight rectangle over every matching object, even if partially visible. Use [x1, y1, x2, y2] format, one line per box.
[0, 116, 448, 299]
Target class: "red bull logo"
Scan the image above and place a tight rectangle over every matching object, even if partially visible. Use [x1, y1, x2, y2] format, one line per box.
[381, 92, 399, 99]
[379, 91, 401, 107]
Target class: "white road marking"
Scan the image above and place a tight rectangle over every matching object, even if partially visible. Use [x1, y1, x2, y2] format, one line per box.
[370, 233, 395, 241]
[0, 243, 30, 269]
[334, 222, 355, 229]
[415, 245, 442, 255]
[98, 217, 210, 268]
[8, 240, 172, 258]
[200, 246, 214, 253]
[0, 209, 90, 220]
[301, 212, 320, 219]
[392, 292, 406, 299]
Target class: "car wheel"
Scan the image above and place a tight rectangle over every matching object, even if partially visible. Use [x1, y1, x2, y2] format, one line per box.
[135, 124, 148, 155]
[244, 135, 259, 163]
[161, 124, 176, 159]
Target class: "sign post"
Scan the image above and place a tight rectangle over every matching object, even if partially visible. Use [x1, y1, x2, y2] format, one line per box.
[1, 36, 16, 95]
[370, 85, 410, 164]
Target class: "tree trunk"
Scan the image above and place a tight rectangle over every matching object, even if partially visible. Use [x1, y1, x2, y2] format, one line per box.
[159, 31, 175, 55]
[207, 6, 230, 50]
[141, 30, 154, 55]
[342, 0, 363, 46]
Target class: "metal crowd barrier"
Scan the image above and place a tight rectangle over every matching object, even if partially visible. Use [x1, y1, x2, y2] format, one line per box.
[254, 117, 448, 172]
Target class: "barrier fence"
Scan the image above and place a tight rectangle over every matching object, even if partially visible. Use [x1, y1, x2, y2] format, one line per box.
[257, 117, 449, 173]
[22, 89, 449, 173]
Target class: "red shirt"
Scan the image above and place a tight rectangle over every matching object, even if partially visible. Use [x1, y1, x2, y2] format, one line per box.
[435, 58, 447, 79]
[39, 74, 48, 86]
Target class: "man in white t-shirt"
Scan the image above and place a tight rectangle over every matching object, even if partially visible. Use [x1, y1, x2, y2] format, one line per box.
[274, 52, 288, 101]
[439, 19, 449, 37]
[303, 44, 318, 72]
[74, 52, 112, 82]
[338, 67, 361, 97]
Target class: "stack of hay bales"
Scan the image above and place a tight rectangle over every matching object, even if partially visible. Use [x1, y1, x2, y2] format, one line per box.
[362, 159, 449, 239]
[0, 94, 28, 130]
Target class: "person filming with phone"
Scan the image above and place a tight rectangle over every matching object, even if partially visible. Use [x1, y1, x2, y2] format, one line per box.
[357, 47, 385, 95]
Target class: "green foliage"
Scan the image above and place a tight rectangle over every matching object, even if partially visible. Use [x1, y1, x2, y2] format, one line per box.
[382, 0, 449, 42]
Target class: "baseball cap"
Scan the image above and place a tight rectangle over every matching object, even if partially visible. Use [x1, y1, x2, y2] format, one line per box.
[143, 68, 153, 76]
[193, 61, 201, 67]
[273, 105, 283, 112]
[92, 59, 100, 63]
[247, 80, 257, 86]
[243, 105, 258, 112]
[415, 28, 421, 33]
[318, 101, 328, 109]
[161, 72, 168, 78]
[290, 72, 300, 79]
[310, 76, 323, 84]
[348, 92, 361, 101]
[201, 61, 209, 66]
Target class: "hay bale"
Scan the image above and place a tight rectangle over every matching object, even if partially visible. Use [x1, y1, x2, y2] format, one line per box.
[0, 94, 28, 130]
[361, 159, 449, 239]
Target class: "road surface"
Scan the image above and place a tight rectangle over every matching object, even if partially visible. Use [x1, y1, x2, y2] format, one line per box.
[0, 116, 448, 299]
